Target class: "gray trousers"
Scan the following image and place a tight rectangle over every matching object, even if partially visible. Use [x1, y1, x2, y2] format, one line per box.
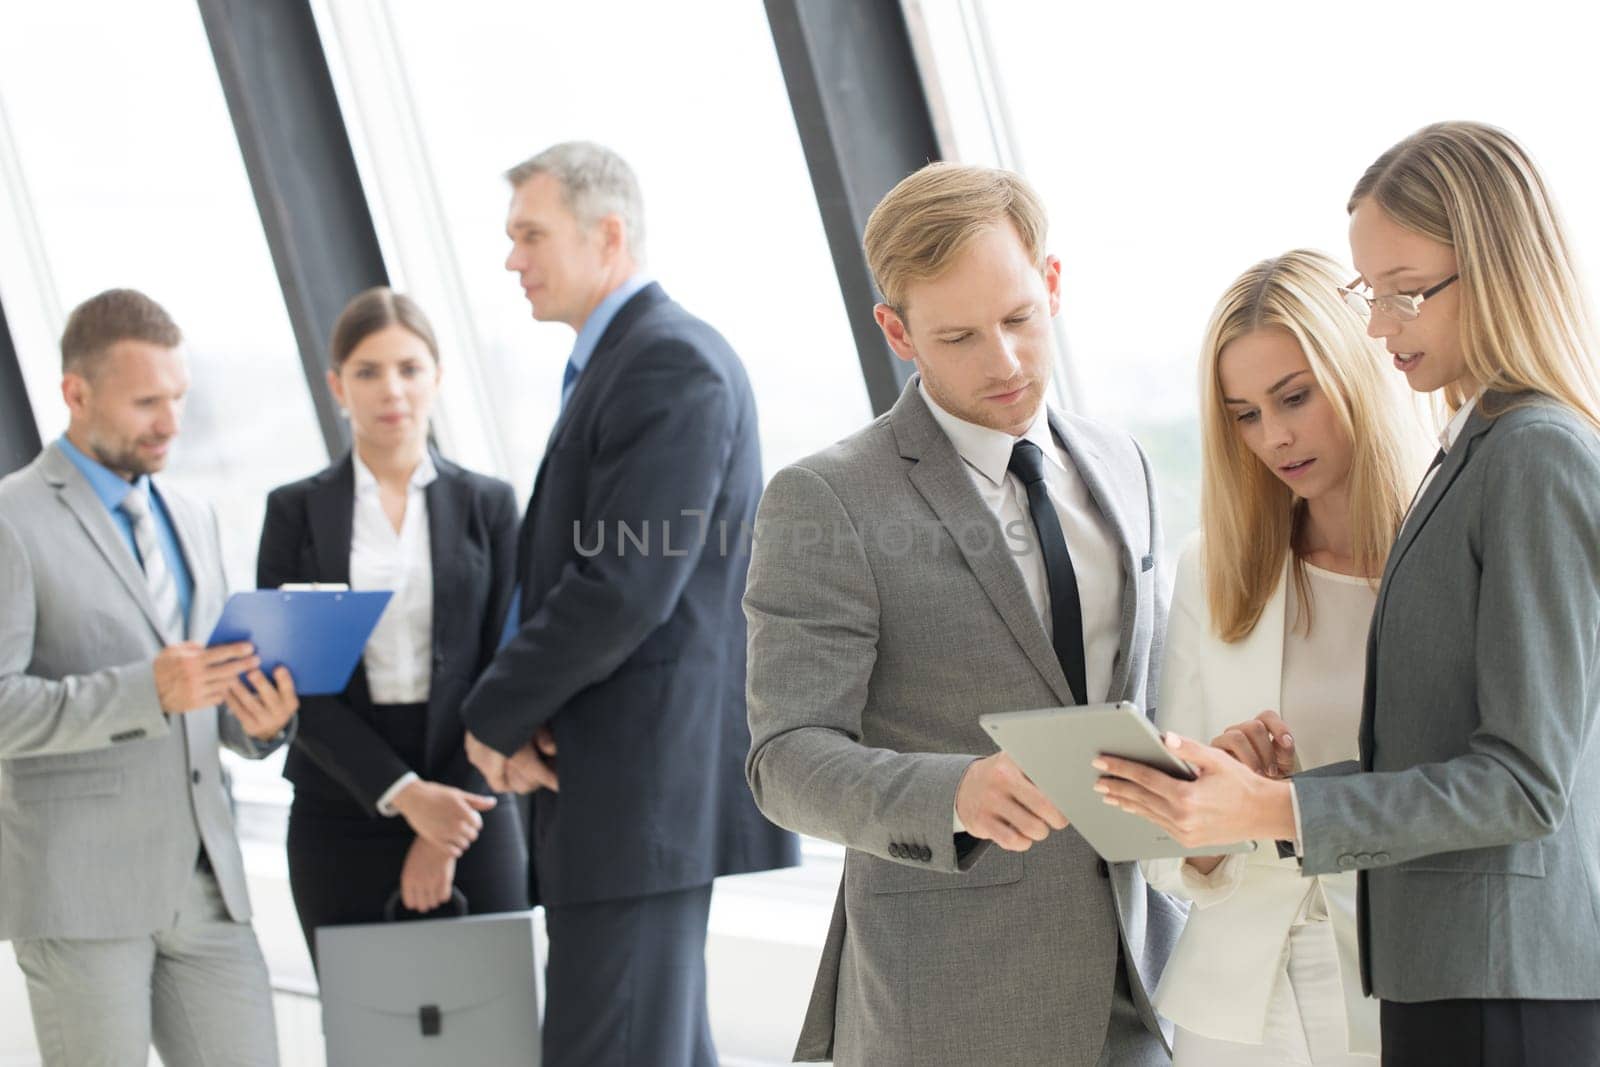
[12, 857, 278, 1067]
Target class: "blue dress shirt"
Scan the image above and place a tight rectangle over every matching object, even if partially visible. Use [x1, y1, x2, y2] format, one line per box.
[560, 273, 653, 409]
[56, 435, 194, 630]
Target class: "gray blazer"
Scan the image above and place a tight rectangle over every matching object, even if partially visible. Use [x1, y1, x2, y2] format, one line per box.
[0, 443, 286, 941]
[745, 378, 1182, 1066]
[1294, 394, 1600, 1000]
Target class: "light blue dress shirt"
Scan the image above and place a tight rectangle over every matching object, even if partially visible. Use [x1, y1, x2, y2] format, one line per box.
[560, 272, 653, 409]
[56, 435, 194, 629]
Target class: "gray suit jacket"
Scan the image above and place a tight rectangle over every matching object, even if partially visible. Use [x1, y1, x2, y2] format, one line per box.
[0, 443, 287, 940]
[1294, 394, 1600, 1000]
[745, 378, 1182, 1066]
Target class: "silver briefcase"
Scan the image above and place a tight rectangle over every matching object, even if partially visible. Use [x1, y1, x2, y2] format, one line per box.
[317, 892, 541, 1067]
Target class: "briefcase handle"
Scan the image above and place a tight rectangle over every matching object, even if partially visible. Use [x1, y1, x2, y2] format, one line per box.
[383, 887, 469, 923]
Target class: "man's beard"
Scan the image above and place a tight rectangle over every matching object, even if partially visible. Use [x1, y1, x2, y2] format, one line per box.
[88, 434, 168, 479]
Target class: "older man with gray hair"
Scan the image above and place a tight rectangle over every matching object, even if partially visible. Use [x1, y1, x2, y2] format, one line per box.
[460, 141, 798, 1066]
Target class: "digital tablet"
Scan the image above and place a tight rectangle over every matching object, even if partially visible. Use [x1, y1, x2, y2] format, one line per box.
[979, 702, 1256, 862]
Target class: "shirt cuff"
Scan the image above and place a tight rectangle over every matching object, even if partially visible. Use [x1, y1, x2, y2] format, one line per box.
[1289, 781, 1305, 858]
[250, 727, 289, 753]
[1177, 852, 1248, 908]
[953, 804, 965, 834]
[376, 772, 420, 817]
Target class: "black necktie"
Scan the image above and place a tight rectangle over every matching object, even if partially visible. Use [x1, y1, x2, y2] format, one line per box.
[1008, 439, 1088, 704]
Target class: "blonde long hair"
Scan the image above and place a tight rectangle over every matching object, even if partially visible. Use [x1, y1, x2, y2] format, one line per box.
[1200, 250, 1412, 642]
[1350, 121, 1600, 427]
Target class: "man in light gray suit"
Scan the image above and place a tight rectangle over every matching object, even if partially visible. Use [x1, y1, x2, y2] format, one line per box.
[0, 289, 298, 1066]
[744, 164, 1181, 1066]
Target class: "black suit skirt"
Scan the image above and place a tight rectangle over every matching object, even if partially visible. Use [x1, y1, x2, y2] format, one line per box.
[284, 703, 529, 968]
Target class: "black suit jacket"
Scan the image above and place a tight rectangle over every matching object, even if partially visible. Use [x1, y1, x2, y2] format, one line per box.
[257, 451, 519, 815]
[460, 283, 799, 906]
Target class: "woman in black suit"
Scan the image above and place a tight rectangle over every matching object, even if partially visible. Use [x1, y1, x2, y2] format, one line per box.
[257, 287, 527, 964]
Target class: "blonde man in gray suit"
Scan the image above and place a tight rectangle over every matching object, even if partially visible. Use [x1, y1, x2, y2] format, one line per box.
[745, 164, 1181, 1066]
[0, 289, 298, 1066]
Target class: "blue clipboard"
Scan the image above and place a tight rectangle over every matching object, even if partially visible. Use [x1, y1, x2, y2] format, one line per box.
[206, 589, 393, 696]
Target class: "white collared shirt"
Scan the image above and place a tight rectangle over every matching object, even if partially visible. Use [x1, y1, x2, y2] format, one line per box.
[1406, 393, 1482, 520]
[918, 382, 1124, 706]
[350, 449, 437, 705]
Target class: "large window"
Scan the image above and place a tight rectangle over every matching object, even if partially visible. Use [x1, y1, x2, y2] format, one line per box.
[304, 6, 869, 1058]
[315, 0, 872, 495]
[913, 0, 1600, 543]
[0, 1, 337, 809]
[0, 0, 328, 592]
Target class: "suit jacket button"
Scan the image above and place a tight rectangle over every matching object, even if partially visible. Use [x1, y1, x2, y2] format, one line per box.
[917, 845, 931, 862]
[889, 843, 904, 859]
[1374, 852, 1391, 864]
[1337, 854, 1356, 869]
[191, 770, 201, 785]
[1355, 852, 1373, 865]
[1097, 859, 1110, 878]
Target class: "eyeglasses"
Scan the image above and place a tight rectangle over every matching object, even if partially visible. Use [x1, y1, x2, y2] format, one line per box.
[1338, 273, 1458, 323]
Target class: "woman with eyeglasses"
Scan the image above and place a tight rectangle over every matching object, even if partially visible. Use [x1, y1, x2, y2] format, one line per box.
[257, 287, 529, 966]
[1141, 249, 1413, 1065]
[1098, 122, 1600, 1066]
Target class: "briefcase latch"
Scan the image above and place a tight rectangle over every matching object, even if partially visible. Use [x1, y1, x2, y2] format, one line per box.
[419, 1004, 441, 1037]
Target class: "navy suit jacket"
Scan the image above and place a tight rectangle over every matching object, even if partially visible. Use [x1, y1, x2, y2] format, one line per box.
[461, 283, 799, 906]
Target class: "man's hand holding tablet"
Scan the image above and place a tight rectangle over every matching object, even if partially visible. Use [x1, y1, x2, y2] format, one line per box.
[955, 752, 1070, 852]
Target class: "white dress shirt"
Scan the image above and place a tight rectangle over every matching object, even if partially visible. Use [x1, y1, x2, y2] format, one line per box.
[1289, 392, 1481, 848]
[1405, 392, 1481, 521]
[349, 449, 437, 815]
[920, 383, 1124, 700]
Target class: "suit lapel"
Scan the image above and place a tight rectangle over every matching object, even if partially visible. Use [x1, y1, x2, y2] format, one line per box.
[152, 485, 219, 757]
[515, 283, 665, 543]
[519, 284, 672, 586]
[1363, 396, 1500, 764]
[426, 455, 467, 660]
[1048, 410, 1141, 699]
[540, 282, 669, 457]
[894, 384, 1076, 706]
[1372, 400, 1497, 647]
[307, 456, 355, 586]
[1246, 559, 1292, 761]
[41, 446, 168, 640]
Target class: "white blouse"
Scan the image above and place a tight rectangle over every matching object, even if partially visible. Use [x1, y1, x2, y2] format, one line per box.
[1277, 564, 1375, 927]
[1144, 541, 1380, 1059]
[349, 450, 436, 705]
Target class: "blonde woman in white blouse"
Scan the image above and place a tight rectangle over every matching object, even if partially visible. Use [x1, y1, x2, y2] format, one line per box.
[1142, 250, 1420, 1065]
